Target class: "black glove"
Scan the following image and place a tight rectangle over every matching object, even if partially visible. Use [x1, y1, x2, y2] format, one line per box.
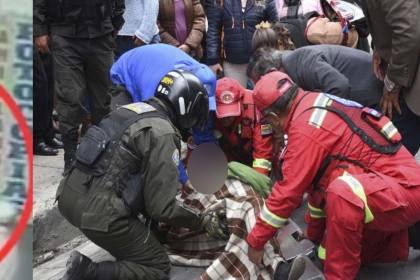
[202, 209, 229, 240]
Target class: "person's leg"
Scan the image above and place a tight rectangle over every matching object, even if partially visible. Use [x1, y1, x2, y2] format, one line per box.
[223, 62, 249, 88]
[323, 181, 365, 280]
[51, 34, 87, 169]
[33, 48, 58, 155]
[83, 218, 170, 280]
[85, 34, 113, 126]
[392, 97, 420, 155]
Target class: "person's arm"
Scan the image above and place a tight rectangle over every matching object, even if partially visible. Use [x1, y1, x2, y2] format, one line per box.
[247, 126, 329, 249]
[135, 128, 202, 230]
[157, 19, 181, 46]
[112, 0, 126, 32]
[380, 0, 420, 88]
[251, 116, 273, 176]
[184, 0, 205, 51]
[34, 0, 48, 37]
[134, 0, 159, 44]
[205, 0, 223, 66]
[34, 0, 50, 53]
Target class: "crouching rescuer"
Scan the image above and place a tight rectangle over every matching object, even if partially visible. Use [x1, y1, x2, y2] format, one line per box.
[246, 71, 420, 279]
[56, 70, 229, 280]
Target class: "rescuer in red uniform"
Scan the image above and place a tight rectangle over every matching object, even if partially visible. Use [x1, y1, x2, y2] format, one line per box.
[214, 77, 273, 175]
[246, 71, 420, 279]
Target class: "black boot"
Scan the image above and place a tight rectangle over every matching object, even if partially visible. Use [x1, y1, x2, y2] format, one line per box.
[45, 137, 64, 149]
[61, 134, 78, 173]
[62, 251, 97, 280]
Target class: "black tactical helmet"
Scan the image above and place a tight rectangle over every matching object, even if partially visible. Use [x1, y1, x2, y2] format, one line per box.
[155, 70, 209, 131]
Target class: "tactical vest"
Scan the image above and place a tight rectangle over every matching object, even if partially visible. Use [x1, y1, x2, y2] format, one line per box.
[46, 0, 112, 23]
[74, 102, 168, 216]
[306, 94, 402, 187]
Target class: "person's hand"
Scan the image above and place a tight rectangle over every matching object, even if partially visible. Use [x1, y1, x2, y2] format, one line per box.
[248, 246, 264, 266]
[133, 36, 146, 46]
[179, 44, 191, 53]
[380, 87, 402, 119]
[209, 64, 223, 75]
[202, 210, 229, 240]
[372, 50, 385, 81]
[35, 35, 50, 53]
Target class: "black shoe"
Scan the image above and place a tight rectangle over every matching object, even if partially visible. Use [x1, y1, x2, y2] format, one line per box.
[46, 137, 64, 149]
[62, 251, 96, 280]
[34, 142, 59, 156]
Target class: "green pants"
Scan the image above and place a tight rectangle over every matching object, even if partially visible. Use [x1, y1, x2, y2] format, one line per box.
[58, 170, 170, 280]
[51, 34, 113, 167]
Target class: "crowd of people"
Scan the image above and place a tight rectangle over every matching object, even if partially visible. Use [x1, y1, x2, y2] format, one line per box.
[33, 0, 420, 279]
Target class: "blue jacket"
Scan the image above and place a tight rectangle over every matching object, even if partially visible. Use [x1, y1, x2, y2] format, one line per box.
[110, 44, 218, 183]
[111, 44, 216, 110]
[205, 0, 278, 65]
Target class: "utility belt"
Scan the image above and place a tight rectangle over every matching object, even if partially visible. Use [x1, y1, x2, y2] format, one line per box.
[73, 103, 168, 215]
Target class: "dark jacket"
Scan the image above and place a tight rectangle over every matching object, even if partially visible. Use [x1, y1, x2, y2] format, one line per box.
[205, 0, 278, 65]
[158, 0, 206, 59]
[362, 0, 420, 116]
[282, 45, 383, 108]
[34, 0, 125, 38]
[57, 101, 203, 232]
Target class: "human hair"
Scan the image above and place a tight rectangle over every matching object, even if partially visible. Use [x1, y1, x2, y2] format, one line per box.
[252, 27, 278, 52]
[272, 22, 296, 51]
[247, 47, 283, 81]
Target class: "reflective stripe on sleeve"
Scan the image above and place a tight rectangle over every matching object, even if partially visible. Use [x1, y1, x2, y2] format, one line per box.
[308, 203, 326, 218]
[381, 121, 398, 140]
[260, 203, 288, 228]
[253, 158, 272, 171]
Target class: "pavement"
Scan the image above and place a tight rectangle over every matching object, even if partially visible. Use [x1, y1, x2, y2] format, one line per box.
[33, 149, 420, 279]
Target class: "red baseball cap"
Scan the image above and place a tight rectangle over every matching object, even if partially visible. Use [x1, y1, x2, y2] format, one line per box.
[253, 71, 295, 113]
[215, 78, 245, 118]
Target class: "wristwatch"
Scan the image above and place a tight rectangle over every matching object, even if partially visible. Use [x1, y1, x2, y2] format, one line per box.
[384, 74, 401, 93]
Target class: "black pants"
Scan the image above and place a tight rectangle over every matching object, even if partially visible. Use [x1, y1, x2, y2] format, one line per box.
[33, 49, 55, 146]
[51, 34, 114, 167]
[392, 97, 420, 155]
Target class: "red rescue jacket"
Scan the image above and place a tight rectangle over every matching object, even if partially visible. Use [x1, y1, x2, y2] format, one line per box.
[247, 90, 420, 249]
[215, 90, 273, 175]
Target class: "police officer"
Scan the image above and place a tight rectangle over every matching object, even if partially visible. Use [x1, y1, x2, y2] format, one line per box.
[34, 0, 125, 171]
[57, 70, 228, 280]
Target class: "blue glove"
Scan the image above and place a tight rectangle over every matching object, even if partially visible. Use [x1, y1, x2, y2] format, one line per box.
[192, 113, 217, 145]
[178, 161, 189, 185]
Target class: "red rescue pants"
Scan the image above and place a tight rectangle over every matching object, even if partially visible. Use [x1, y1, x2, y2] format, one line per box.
[320, 173, 420, 280]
